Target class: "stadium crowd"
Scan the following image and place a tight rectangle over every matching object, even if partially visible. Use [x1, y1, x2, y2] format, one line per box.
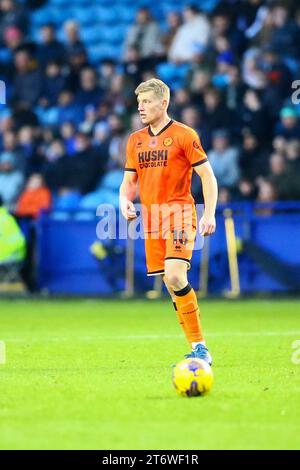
[1, 0, 300, 217]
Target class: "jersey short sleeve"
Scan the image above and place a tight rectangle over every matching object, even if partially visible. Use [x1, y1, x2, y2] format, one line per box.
[182, 127, 208, 168]
[125, 134, 137, 172]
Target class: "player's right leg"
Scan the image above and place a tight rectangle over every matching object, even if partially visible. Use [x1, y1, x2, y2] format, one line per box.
[164, 258, 212, 366]
[163, 275, 187, 334]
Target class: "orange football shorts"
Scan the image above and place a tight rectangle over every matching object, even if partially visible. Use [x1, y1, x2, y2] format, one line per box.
[145, 224, 197, 276]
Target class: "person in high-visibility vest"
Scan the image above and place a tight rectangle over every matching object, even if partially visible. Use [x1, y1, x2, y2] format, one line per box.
[0, 196, 26, 264]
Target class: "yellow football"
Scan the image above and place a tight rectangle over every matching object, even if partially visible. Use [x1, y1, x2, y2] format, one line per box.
[172, 358, 213, 397]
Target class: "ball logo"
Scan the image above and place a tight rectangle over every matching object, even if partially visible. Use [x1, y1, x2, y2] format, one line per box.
[193, 140, 200, 150]
[164, 137, 173, 147]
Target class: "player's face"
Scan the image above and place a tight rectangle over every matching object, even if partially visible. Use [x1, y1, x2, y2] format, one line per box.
[137, 91, 166, 125]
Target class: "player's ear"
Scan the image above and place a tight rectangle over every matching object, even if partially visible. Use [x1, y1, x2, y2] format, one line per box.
[161, 99, 167, 109]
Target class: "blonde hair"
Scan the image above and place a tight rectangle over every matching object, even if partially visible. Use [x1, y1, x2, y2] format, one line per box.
[135, 78, 170, 105]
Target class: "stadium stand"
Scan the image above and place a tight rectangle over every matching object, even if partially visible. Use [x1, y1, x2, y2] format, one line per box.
[0, 0, 300, 293]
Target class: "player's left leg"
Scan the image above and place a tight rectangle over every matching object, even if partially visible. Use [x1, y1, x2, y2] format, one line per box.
[164, 258, 212, 365]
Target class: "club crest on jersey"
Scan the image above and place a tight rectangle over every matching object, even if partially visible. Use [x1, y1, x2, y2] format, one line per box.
[164, 137, 173, 147]
[149, 137, 158, 148]
[193, 140, 200, 149]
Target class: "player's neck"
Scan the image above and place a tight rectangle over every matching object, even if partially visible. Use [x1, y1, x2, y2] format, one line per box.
[149, 114, 171, 136]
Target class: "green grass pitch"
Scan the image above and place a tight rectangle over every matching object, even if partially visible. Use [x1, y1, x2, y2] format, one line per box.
[0, 298, 300, 450]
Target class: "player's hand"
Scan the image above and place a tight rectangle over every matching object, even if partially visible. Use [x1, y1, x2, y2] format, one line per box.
[199, 214, 216, 236]
[120, 197, 137, 220]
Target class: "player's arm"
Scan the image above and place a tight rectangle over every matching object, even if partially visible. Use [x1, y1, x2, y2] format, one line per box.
[194, 161, 218, 236]
[119, 170, 138, 220]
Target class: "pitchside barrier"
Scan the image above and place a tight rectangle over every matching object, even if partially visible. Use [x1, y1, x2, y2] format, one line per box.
[31, 202, 300, 296]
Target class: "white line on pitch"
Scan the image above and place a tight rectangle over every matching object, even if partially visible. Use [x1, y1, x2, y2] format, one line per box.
[3, 331, 300, 342]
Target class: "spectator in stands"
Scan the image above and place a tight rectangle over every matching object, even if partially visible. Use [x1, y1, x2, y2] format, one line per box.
[181, 106, 201, 134]
[37, 23, 65, 69]
[269, 151, 300, 200]
[224, 64, 247, 111]
[235, 178, 257, 201]
[168, 5, 210, 63]
[12, 48, 42, 106]
[3, 24, 23, 52]
[105, 74, 128, 116]
[269, 152, 286, 177]
[242, 48, 266, 90]
[169, 88, 191, 120]
[1, 129, 25, 171]
[44, 138, 66, 163]
[124, 8, 159, 61]
[259, 48, 293, 121]
[272, 135, 286, 156]
[240, 88, 269, 139]
[188, 69, 212, 103]
[99, 60, 117, 91]
[104, 114, 125, 170]
[256, 178, 277, 203]
[285, 139, 300, 172]
[211, 11, 244, 55]
[57, 89, 84, 126]
[16, 173, 51, 218]
[208, 129, 240, 189]
[18, 125, 40, 175]
[274, 107, 300, 140]
[63, 20, 86, 59]
[60, 121, 76, 156]
[123, 45, 142, 86]
[43, 139, 68, 191]
[40, 60, 66, 107]
[65, 131, 107, 194]
[65, 48, 89, 92]
[201, 87, 232, 148]
[239, 130, 268, 180]
[0, 131, 24, 207]
[268, 4, 299, 59]
[80, 105, 97, 135]
[159, 11, 182, 58]
[93, 121, 110, 147]
[9, 101, 38, 131]
[0, 0, 28, 43]
[76, 66, 103, 108]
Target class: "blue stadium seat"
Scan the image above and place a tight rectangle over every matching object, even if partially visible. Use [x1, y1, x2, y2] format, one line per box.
[49, 0, 69, 7]
[100, 170, 123, 191]
[94, 7, 118, 25]
[82, 26, 104, 46]
[195, 0, 220, 12]
[117, 6, 137, 24]
[68, 7, 99, 26]
[88, 44, 121, 63]
[156, 62, 190, 87]
[0, 48, 12, 64]
[74, 0, 99, 5]
[29, 25, 41, 43]
[45, 7, 71, 25]
[91, 25, 126, 45]
[53, 191, 82, 211]
[93, 0, 116, 5]
[31, 8, 55, 26]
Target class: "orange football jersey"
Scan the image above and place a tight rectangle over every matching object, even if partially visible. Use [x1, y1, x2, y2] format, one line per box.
[125, 119, 208, 232]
